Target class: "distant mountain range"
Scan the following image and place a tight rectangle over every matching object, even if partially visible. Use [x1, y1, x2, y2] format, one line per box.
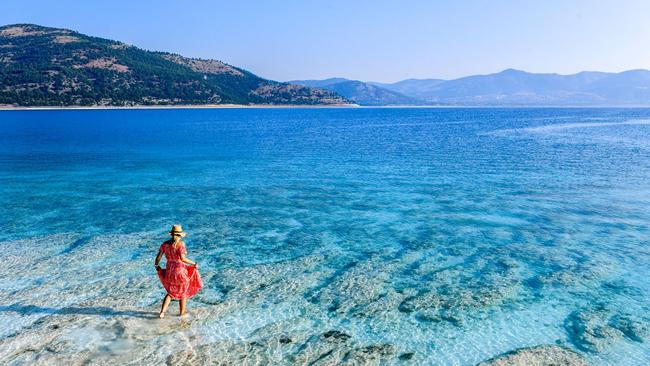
[0, 24, 349, 107]
[369, 79, 446, 100]
[3, 23, 650, 107]
[291, 78, 424, 106]
[293, 69, 650, 106]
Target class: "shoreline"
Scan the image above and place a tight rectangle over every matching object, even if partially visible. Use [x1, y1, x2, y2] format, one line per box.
[2, 103, 650, 111]
[0, 103, 360, 111]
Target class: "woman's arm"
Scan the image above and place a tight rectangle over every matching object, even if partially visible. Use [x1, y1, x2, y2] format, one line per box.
[180, 253, 197, 267]
[154, 250, 163, 268]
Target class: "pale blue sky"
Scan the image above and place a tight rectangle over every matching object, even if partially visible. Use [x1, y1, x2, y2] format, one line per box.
[2, 0, 650, 82]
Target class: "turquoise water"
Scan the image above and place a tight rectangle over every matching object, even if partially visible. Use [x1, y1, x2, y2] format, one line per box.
[0, 108, 649, 365]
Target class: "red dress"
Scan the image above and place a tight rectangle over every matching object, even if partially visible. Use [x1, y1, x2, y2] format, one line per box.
[157, 241, 203, 299]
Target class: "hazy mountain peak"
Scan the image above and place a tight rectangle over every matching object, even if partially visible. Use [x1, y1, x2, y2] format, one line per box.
[497, 68, 528, 75]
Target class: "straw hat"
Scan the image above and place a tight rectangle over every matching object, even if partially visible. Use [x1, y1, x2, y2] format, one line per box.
[169, 224, 187, 237]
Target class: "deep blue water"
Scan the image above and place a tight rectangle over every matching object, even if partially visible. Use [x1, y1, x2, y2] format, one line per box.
[0, 108, 649, 365]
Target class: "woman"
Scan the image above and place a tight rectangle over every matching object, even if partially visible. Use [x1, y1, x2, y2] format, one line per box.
[154, 224, 203, 318]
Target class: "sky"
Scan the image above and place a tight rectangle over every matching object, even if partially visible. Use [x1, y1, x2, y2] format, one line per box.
[2, 0, 650, 83]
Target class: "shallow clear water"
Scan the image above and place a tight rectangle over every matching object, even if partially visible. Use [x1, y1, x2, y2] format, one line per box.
[0, 108, 649, 365]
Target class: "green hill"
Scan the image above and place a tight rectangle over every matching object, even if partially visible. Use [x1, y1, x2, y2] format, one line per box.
[0, 24, 349, 107]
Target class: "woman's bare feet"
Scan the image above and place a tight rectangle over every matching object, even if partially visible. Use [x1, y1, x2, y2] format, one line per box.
[159, 312, 165, 319]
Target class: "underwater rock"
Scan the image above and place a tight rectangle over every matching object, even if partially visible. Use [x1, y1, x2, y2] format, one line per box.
[564, 309, 619, 353]
[291, 329, 396, 365]
[166, 339, 277, 365]
[564, 305, 648, 353]
[216, 254, 326, 305]
[477, 345, 587, 366]
[308, 256, 398, 318]
[564, 308, 621, 353]
[167, 328, 397, 365]
[608, 314, 648, 343]
[322, 330, 352, 342]
[395, 254, 523, 325]
[343, 343, 395, 365]
[279, 336, 293, 344]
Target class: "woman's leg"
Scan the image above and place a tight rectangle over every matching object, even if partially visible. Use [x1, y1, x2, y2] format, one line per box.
[159, 294, 171, 318]
[179, 298, 187, 316]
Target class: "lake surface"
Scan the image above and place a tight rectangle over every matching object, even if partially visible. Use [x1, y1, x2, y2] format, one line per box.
[0, 108, 649, 365]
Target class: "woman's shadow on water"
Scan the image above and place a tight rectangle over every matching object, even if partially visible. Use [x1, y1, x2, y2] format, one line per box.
[0, 303, 157, 319]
